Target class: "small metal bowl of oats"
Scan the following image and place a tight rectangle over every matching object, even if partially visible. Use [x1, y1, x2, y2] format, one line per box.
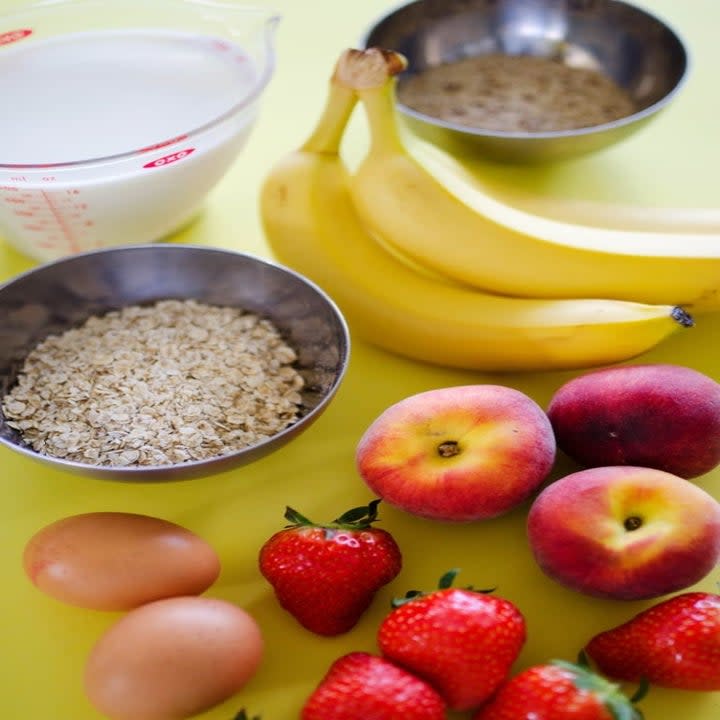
[0, 244, 350, 481]
[363, 0, 689, 163]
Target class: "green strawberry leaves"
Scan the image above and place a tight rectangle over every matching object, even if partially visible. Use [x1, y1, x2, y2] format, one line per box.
[552, 658, 646, 720]
[629, 678, 650, 705]
[334, 499, 381, 525]
[232, 710, 261, 720]
[391, 568, 495, 607]
[283, 499, 383, 535]
[438, 567, 461, 589]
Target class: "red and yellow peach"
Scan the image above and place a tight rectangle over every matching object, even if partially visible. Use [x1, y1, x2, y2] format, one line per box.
[356, 385, 556, 522]
[547, 363, 720, 479]
[527, 465, 720, 600]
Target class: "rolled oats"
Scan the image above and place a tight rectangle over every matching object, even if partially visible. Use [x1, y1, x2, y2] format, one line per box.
[398, 54, 636, 132]
[2, 299, 305, 467]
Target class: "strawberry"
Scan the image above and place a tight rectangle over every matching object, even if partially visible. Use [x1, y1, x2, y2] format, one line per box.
[258, 500, 402, 635]
[472, 659, 645, 720]
[585, 590, 720, 690]
[377, 568, 526, 711]
[301, 651, 446, 720]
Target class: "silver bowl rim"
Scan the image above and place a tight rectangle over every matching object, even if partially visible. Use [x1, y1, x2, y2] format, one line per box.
[0, 243, 351, 481]
[360, 0, 691, 141]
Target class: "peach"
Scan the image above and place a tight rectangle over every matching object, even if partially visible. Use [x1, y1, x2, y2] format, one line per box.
[355, 385, 556, 522]
[527, 466, 720, 600]
[547, 363, 720, 479]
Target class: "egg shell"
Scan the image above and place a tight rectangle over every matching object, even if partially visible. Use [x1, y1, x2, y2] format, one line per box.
[84, 596, 264, 720]
[23, 511, 221, 610]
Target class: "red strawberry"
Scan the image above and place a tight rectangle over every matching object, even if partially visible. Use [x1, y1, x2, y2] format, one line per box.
[301, 651, 446, 720]
[585, 590, 720, 690]
[472, 660, 645, 720]
[258, 500, 402, 635]
[377, 569, 526, 711]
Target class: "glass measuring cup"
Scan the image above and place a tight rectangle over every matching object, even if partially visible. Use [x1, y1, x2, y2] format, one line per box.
[0, 0, 280, 262]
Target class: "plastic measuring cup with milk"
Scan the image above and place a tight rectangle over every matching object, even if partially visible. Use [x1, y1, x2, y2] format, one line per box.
[0, 0, 279, 262]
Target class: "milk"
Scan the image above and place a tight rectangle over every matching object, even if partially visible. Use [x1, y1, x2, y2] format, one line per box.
[0, 29, 264, 260]
[0, 29, 259, 164]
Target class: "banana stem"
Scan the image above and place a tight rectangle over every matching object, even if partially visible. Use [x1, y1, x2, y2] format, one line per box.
[357, 81, 407, 156]
[300, 80, 357, 155]
[333, 47, 409, 156]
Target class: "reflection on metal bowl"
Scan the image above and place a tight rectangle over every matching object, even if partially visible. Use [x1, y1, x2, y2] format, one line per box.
[363, 0, 689, 163]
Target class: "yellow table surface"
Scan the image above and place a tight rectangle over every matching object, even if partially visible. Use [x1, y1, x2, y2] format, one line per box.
[1, 0, 719, 718]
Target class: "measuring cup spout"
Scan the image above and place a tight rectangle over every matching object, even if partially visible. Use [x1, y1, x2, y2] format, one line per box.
[224, 4, 281, 40]
[213, 2, 281, 100]
[252, 9, 281, 89]
[205, 2, 281, 76]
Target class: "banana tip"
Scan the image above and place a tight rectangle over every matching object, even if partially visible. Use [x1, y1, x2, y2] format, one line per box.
[671, 306, 694, 328]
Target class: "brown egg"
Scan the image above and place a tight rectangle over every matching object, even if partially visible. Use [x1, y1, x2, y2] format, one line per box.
[23, 512, 220, 610]
[84, 596, 264, 720]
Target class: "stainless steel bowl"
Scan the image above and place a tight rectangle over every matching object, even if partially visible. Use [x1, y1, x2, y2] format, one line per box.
[363, 0, 689, 163]
[0, 244, 350, 481]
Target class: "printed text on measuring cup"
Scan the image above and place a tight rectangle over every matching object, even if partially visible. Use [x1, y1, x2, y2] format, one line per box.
[0, 29, 33, 46]
[143, 148, 196, 169]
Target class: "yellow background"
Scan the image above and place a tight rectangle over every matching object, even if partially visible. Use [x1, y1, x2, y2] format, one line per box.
[1, 0, 719, 718]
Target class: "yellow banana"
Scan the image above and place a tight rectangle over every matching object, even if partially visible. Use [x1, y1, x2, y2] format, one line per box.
[411, 137, 720, 235]
[259, 51, 693, 372]
[340, 49, 720, 309]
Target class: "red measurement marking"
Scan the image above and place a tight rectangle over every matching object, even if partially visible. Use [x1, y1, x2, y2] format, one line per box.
[41, 190, 81, 253]
[143, 148, 195, 169]
[139, 134, 189, 153]
[0, 28, 32, 46]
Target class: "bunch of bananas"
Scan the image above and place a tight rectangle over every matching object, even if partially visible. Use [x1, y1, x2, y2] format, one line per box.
[259, 48, 714, 372]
